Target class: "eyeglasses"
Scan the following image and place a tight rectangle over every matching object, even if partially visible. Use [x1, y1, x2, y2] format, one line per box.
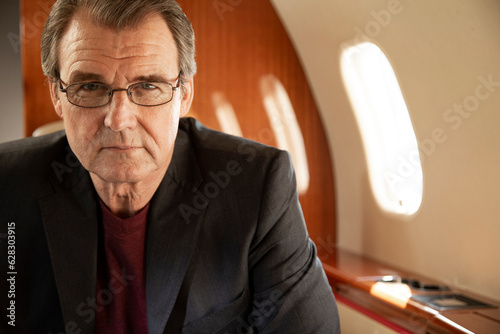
[58, 73, 182, 108]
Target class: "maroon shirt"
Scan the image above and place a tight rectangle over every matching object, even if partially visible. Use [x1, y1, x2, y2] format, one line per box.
[95, 200, 150, 334]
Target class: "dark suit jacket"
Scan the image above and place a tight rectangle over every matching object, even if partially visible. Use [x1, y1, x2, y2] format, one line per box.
[0, 118, 340, 333]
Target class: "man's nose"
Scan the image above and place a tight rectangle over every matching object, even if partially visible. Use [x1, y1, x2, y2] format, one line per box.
[103, 90, 137, 132]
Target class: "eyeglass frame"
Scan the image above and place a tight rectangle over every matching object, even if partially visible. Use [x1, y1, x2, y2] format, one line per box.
[57, 72, 183, 108]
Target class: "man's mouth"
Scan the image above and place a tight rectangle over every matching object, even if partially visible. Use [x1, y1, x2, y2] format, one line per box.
[103, 146, 140, 152]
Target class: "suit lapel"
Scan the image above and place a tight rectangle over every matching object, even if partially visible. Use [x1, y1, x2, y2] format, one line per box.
[146, 127, 207, 333]
[40, 168, 99, 333]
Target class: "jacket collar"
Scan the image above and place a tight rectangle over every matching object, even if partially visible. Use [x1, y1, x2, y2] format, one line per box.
[40, 123, 206, 332]
[40, 169, 99, 333]
[145, 123, 206, 332]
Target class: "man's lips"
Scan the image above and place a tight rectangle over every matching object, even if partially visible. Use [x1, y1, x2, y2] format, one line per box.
[103, 146, 141, 152]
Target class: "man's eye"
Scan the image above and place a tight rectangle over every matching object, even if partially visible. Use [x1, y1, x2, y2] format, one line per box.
[81, 83, 102, 91]
[140, 83, 158, 90]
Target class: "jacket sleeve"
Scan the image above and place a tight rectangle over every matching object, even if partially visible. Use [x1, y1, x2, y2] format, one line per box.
[248, 150, 340, 334]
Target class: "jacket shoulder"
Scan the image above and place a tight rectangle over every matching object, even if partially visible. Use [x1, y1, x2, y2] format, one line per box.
[0, 130, 68, 161]
[178, 117, 286, 171]
[0, 131, 71, 196]
[176, 117, 296, 211]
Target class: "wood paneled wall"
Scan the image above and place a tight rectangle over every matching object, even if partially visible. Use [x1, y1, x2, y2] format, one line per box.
[21, 0, 336, 244]
[21, 0, 58, 137]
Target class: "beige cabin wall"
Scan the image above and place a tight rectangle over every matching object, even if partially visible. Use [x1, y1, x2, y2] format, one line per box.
[272, 0, 500, 300]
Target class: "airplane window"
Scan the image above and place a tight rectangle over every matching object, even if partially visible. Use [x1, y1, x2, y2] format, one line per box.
[340, 42, 423, 215]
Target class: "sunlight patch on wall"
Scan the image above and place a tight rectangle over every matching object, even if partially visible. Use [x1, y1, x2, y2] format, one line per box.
[260, 74, 310, 195]
[212, 92, 243, 137]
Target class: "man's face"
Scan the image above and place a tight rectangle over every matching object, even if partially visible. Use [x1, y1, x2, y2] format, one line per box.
[50, 11, 193, 184]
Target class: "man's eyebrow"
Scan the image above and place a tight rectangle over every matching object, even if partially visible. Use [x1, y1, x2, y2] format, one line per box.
[67, 72, 176, 84]
[69, 71, 106, 83]
[134, 74, 170, 83]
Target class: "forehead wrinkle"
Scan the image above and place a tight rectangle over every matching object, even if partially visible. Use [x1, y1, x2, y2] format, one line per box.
[68, 47, 165, 64]
[112, 43, 172, 59]
[100, 54, 159, 61]
[65, 36, 110, 51]
[64, 40, 155, 62]
[65, 46, 163, 71]
[68, 44, 170, 63]
[66, 58, 114, 72]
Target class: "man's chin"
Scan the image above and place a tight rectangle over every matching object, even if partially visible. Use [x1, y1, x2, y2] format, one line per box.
[97, 175, 142, 184]
[86, 159, 167, 185]
[89, 166, 148, 184]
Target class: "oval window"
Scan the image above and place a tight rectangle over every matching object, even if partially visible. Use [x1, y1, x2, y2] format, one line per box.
[341, 42, 423, 215]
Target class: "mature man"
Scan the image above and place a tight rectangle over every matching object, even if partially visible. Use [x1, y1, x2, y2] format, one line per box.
[0, 0, 340, 333]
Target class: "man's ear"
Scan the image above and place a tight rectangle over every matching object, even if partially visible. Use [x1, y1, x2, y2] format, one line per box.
[48, 78, 63, 118]
[179, 77, 194, 118]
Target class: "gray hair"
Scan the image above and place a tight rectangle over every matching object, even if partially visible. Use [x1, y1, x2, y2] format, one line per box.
[41, 0, 196, 81]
